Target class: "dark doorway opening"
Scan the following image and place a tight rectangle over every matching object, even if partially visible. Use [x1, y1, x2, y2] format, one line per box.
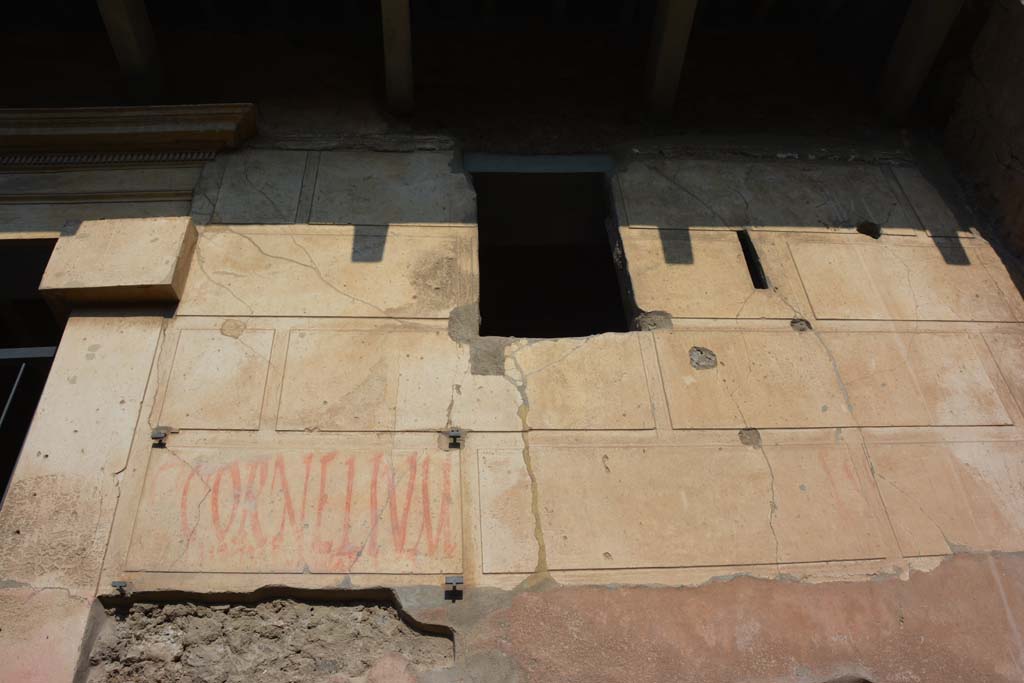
[474, 172, 631, 338]
[0, 239, 64, 508]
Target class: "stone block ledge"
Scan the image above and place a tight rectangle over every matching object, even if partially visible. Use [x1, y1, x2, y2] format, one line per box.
[40, 217, 197, 306]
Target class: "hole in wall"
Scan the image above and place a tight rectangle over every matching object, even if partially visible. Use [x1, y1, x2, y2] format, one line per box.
[473, 172, 632, 338]
[737, 229, 769, 289]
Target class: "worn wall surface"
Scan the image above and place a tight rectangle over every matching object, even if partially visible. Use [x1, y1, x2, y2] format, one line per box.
[946, 0, 1024, 255]
[1, 145, 1024, 682]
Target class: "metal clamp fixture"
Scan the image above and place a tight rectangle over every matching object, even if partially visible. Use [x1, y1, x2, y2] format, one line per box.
[111, 580, 129, 597]
[444, 575, 464, 602]
[446, 428, 464, 450]
[150, 426, 177, 448]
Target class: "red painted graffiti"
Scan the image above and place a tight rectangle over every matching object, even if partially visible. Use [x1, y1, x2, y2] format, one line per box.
[164, 451, 457, 571]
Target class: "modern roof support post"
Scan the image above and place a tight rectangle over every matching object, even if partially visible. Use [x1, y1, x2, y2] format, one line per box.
[381, 0, 414, 113]
[880, 0, 965, 122]
[646, 0, 699, 119]
[96, 0, 161, 101]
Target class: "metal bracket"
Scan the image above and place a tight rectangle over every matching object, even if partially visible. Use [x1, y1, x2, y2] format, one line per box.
[446, 428, 464, 450]
[111, 580, 130, 597]
[150, 426, 177, 448]
[444, 575, 464, 602]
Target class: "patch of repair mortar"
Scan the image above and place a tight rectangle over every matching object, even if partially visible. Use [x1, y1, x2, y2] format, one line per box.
[85, 597, 453, 683]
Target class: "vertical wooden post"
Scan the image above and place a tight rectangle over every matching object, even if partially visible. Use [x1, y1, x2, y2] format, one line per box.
[96, 0, 160, 99]
[880, 0, 965, 121]
[646, 0, 699, 118]
[381, 0, 414, 113]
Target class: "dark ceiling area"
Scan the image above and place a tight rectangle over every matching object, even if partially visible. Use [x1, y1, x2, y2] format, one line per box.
[0, 0, 994, 147]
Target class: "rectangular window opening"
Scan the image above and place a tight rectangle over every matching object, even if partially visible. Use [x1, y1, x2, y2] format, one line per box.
[0, 239, 65, 509]
[737, 229, 769, 290]
[473, 172, 632, 338]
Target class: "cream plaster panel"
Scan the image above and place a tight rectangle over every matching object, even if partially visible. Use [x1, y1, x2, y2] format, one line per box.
[509, 334, 656, 430]
[790, 240, 1020, 322]
[655, 330, 854, 429]
[160, 328, 274, 430]
[277, 329, 462, 432]
[620, 229, 804, 319]
[478, 444, 889, 573]
[985, 333, 1024, 415]
[867, 441, 1024, 555]
[824, 332, 1011, 427]
[178, 225, 475, 318]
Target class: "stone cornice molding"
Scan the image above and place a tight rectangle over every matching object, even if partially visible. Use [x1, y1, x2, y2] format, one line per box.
[0, 103, 257, 154]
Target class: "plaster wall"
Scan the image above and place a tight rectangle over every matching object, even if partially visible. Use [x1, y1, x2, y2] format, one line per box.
[1, 148, 1024, 681]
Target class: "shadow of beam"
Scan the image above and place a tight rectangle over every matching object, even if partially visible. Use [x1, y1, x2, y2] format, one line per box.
[658, 227, 694, 264]
[351, 224, 388, 263]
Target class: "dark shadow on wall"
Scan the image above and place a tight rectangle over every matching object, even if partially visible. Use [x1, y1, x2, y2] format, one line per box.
[351, 224, 388, 262]
[623, 155, 975, 267]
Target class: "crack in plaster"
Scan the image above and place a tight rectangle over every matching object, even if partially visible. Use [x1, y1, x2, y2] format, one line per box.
[503, 341, 552, 585]
[0, 580, 88, 603]
[242, 163, 289, 220]
[721, 353, 782, 572]
[870, 467, 962, 555]
[194, 237, 255, 315]
[648, 163, 730, 227]
[164, 449, 213, 568]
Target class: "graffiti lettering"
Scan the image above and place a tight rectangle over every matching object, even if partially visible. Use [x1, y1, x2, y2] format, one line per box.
[156, 450, 458, 572]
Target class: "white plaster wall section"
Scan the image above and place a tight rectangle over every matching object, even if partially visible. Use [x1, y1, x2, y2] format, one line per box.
[620, 228, 809, 319]
[824, 331, 1012, 427]
[477, 443, 891, 573]
[477, 448, 538, 574]
[866, 441, 1024, 556]
[276, 328, 463, 432]
[902, 333, 1012, 426]
[159, 327, 275, 431]
[789, 237, 1020, 322]
[654, 329, 1011, 429]
[653, 329, 856, 430]
[983, 333, 1024, 415]
[178, 225, 476, 318]
[504, 333, 657, 430]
